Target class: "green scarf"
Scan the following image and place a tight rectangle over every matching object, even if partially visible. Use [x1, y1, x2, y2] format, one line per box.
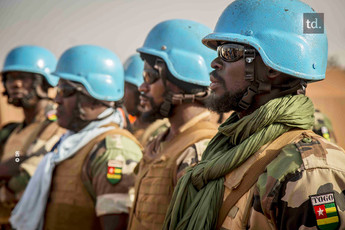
[163, 95, 315, 230]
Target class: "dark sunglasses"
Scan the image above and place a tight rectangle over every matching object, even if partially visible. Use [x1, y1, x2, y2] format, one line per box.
[56, 85, 79, 98]
[4, 72, 34, 83]
[142, 69, 160, 85]
[217, 43, 255, 63]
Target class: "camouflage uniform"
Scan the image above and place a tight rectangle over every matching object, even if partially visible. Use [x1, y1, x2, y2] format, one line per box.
[134, 118, 170, 147]
[129, 112, 217, 230]
[81, 133, 142, 216]
[221, 131, 345, 230]
[141, 128, 210, 181]
[0, 104, 65, 225]
[313, 109, 337, 143]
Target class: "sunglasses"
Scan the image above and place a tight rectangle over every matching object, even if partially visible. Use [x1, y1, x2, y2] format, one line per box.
[56, 85, 79, 98]
[217, 43, 255, 63]
[143, 69, 160, 85]
[4, 72, 34, 83]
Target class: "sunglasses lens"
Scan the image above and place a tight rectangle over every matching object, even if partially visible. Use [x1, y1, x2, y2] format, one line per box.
[143, 70, 160, 84]
[57, 86, 77, 98]
[218, 44, 244, 62]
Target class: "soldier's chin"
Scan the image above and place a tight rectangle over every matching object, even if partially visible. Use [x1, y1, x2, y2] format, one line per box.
[8, 98, 32, 108]
[8, 98, 23, 107]
[141, 108, 164, 123]
[8, 97, 37, 109]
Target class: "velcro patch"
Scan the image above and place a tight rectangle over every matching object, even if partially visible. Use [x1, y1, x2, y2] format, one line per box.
[310, 192, 340, 230]
[107, 160, 123, 185]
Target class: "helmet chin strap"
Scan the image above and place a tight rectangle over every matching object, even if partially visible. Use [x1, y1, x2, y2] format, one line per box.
[238, 47, 305, 111]
[154, 59, 211, 117]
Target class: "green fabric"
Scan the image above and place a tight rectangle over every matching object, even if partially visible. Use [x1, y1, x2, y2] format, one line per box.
[8, 171, 31, 193]
[163, 95, 315, 230]
[257, 143, 303, 198]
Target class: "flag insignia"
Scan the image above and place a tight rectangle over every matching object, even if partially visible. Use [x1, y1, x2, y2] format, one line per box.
[46, 110, 57, 121]
[107, 160, 123, 185]
[310, 192, 340, 230]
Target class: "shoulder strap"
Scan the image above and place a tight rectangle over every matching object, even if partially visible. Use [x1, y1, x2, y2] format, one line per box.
[216, 129, 315, 229]
[101, 122, 143, 150]
[129, 120, 218, 229]
[78, 125, 142, 201]
[136, 121, 217, 195]
[21, 119, 53, 154]
[163, 121, 218, 160]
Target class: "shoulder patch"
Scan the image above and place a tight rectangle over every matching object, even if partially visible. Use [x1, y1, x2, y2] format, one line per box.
[46, 110, 57, 121]
[106, 134, 124, 149]
[310, 192, 340, 230]
[106, 159, 123, 185]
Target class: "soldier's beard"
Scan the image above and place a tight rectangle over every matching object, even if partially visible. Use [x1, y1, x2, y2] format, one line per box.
[8, 91, 38, 109]
[205, 88, 248, 113]
[140, 95, 165, 123]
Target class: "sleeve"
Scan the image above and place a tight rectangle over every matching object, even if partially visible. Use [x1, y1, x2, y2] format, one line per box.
[175, 139, 210, 181]
[7, 170, 30, 195]
[82, 133, 142, 217]
[7, 155, 45, 196]
[253, 138, 345, 230]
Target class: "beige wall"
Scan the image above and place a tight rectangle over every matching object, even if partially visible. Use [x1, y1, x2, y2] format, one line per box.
[0, 84, 23, 126]
[307, 67, 345, 149]
[0, 85, 56, 126]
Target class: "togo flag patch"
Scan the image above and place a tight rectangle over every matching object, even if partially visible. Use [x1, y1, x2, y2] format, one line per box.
[107, 160, 123, 185]
[310, 192, 340, 230]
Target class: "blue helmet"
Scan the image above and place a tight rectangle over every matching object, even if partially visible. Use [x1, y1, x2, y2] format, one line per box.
[2, 45, 58, 86]
[124, 54, 144, 88]
[137, 19, 217, 86]
[202, 0, 328, 81]
[53, 45, 124, 101]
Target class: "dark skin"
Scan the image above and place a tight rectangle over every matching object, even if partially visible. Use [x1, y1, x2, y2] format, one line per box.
[0, 72, 50, 182]
[55, 79, 127, 230]
[139, 61, 215, 142]
[4, 71, 50, 125]
[210, 54, 288, 118]
[124, 82, 140, 116]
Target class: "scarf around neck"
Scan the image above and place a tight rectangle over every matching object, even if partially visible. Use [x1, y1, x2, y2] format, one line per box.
[10, 108, 123, 230]
[163, 95, 315, 230]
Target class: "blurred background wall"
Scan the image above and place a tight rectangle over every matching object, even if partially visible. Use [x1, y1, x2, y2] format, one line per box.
[0, 0, 344, 147]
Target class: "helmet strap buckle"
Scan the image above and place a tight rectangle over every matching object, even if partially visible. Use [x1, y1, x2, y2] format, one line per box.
[238, 85, 258, 110]
[244, 48, 256, 81]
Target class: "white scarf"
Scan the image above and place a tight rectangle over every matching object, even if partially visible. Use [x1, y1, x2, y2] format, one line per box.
[10, 108, 123, 230]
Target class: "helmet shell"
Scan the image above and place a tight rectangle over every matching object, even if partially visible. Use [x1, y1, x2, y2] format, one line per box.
[124, 54, 144, 88]
[2, 45, 58, 86]
[53, 45, 124, 101]
[202, 0, 328, 81]
[137, 19, 217, 86]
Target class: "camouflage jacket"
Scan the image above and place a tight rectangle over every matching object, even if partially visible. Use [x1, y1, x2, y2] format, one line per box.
[80, 133, 142, 216]
[0, 104, 65, 224]
[134, 118, 170, 147]
[221, 131, 345, 230]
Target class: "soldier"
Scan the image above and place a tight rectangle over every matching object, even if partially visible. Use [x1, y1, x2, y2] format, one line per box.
[121, 54, 170, 146]
[313, 109, 337, 143]
[164, 1, 345, 230]
[0, 45, 65, 228]
[10, 45, 142, 230]
[127, 19, 219, 230]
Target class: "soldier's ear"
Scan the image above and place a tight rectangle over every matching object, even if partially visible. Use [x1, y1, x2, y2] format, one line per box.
[267, 68, 280, 79]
